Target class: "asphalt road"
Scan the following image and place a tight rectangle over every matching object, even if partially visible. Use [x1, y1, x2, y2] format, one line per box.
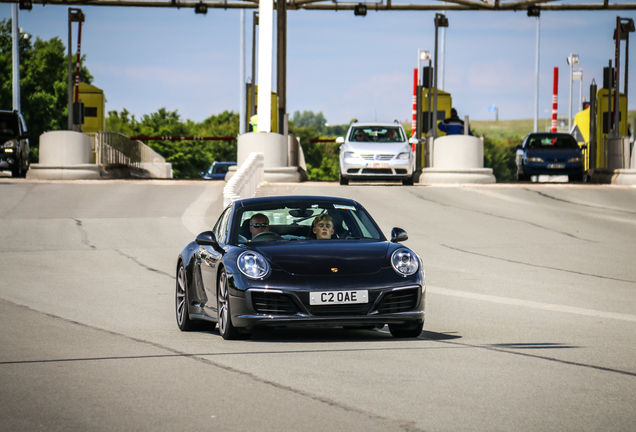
[1, 179, 635, 431]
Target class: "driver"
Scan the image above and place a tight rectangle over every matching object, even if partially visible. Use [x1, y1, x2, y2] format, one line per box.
[313, 214, 335, 240]
[249, 213, 270, 239]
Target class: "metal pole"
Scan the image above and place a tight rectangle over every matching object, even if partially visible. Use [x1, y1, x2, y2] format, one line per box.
[569, 53, 573, 130]
[239, 10, 246, 135]
[533, 15, 540, 133]
[433, 21, 439, 138]
[11, 4, 20, 112]
[250, 12, 257, 123]
[552, 67, 558, 133]
[68, 9, 73, 130]
[589, 80, 597, 170]
[440, 22, 445, 90]
[428, 59, 432, 136]
[614, 17, 621, 138]
[276, 0, 286, 135]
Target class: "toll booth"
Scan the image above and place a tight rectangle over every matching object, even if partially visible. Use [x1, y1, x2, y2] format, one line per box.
[78, 83, 105, 133]
[572, 87, 628, 170]
[421, 89, 452, 137]
[245, 85, 279, 133]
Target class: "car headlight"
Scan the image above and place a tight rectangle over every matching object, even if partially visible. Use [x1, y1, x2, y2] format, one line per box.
[527, 157, 544, 162]
[396, 152, 410, 160]
[391, 248, 419, 277]
[2, 140, 16, 149]
[238, 251, 270, 279]
[343, 151, 356, 159]
[568, 157, 581, 163]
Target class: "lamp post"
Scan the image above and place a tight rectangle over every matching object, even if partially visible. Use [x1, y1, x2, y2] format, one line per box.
[433, 13, 448, 139]
[418, 49, 432, 135]
[528, 6, 541, 132]
[67, 8, 85, 131]
[573, 70, 583, 114]
[567, 53, 579, 131]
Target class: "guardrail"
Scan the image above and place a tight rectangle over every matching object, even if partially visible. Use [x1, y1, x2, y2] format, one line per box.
[223, 152, 264, 207]
[86, 132, 171, 178]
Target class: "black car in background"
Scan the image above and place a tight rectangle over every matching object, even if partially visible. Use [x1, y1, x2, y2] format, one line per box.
[201, 161, 237, 180]
[175, 195, 426, 340]
[0, 110, 30, 177]
[516, 132, 585, 182]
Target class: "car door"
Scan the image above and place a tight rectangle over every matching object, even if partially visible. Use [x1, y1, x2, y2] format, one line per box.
[199, 207, 231, 317]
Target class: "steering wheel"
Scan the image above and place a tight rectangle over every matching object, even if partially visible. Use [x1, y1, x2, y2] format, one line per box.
[251, 231, 282, 242]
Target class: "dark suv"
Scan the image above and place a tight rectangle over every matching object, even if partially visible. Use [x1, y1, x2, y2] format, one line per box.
[0, 110, 30, 177]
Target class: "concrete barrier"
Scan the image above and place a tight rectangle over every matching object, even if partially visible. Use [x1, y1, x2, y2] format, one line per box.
[419, 135, 496, 184]
[27, 131, 100, 180]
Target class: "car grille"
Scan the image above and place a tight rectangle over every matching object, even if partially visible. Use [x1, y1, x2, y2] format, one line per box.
[375, 288, 419, 313]
[361, 168, 393, 175]
[251, 291, 299, 315]
[360, 154, 394, 161]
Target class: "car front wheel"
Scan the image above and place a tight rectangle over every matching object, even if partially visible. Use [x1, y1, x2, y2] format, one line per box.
[176, 261, 194, 331]
[339, 173, 349, 185]
[217, 268, 250, 340]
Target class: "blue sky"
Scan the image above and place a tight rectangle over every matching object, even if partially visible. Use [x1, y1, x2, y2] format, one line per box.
[2, 3, 636, 125]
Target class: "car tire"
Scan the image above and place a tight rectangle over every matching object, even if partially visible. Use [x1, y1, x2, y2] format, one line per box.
[568, 174, 584, 182]
[339, 174, 349, 185]
[218, 268, 250, 340]
[389, 320, 423, 338]
[517, 172, 530, 182]
[402, 176, 414, 186]
[176, 261, 195, 331]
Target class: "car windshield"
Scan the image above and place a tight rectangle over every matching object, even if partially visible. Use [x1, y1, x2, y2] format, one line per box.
[0, 116, 18, 137]
[527, 135, 579, 149]
[231, 201, 384, 244]
[349, 126, 405, 143]
[209, 164, 231, 175]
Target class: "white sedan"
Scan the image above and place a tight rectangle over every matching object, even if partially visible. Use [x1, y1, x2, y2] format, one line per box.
[337, 122, 418, 186]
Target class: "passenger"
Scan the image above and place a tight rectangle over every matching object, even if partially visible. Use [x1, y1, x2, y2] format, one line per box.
[438, 108, 472, 136]
[249, 213, 269, 238]
[381, 128, 398, 141]
[354, 130, 367, 141]
[313, 214, 335, 240]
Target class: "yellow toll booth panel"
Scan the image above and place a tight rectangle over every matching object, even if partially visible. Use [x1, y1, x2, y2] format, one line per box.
[572, 88, 628, 170]
[78, 83, 105, 133]
[421, 89, 452, 137]
[246, 85, 279, 133]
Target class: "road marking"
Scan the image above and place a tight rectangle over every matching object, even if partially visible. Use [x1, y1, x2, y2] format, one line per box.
[428, 285, 636, 323]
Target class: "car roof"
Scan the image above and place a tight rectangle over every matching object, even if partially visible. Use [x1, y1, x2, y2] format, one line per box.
[350, 122, 403, 128]
[233, 195, 362, 209]
[213, 161, 237, 165]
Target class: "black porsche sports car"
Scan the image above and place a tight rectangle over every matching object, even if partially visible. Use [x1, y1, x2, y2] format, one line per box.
[175, 195, 425, 339]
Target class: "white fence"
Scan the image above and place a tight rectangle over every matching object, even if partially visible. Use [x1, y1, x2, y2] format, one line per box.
[86, 132, 172, 178]
[223, 152, 264, 207]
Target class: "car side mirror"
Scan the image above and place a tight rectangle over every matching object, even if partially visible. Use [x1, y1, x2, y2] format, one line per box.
[581, 144, 588, 150]
[409, 137, 419, 145]
[391, 227, 408, 243]
[336, 137, 344, 144]
[195, 231, 224, 253]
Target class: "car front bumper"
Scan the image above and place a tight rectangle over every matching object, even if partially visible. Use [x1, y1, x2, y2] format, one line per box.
[341, 158, 413, 179]
[523, 161, 584, 176]
[230, 284, 425, 329]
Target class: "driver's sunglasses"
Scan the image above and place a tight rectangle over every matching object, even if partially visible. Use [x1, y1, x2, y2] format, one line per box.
[251, 223, 269, 228]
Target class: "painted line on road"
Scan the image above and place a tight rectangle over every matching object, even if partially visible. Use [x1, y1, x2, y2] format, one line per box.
[428, 285, 636, 323]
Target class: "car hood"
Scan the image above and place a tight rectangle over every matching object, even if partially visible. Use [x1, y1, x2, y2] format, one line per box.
[525, 147, 581, 160]
[344, 141, 410, 154]
[253, 241, 389, 276]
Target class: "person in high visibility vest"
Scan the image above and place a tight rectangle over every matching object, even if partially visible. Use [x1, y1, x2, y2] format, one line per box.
[249, 107, 258, 132]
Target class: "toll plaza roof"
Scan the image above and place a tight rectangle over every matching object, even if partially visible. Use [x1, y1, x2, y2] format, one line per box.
[1, 0, 635, 11]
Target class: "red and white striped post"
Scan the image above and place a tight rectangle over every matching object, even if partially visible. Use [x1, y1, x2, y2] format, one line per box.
[412, 68, 418, 138]
[551, 67, 559, 133]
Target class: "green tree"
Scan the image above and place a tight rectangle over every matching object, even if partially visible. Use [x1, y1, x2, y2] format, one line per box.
[291, 110, 327, 133]
[0, 18, 92, 156]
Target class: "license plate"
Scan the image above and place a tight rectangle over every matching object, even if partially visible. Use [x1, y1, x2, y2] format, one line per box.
[368, 163, 389, 169]
[310, 290, 369, 305]
[547, 163, 565, 169]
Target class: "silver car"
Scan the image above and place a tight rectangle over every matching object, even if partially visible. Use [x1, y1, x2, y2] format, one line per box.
[337, 122, 417, 186]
